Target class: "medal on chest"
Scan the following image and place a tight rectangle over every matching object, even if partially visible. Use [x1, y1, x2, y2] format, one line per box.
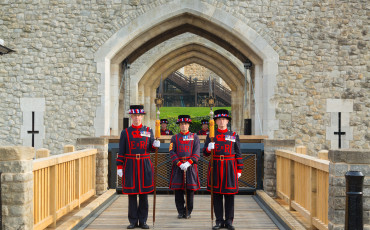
[140, 131, 151, 137]
[225, 135, 236, 142]
[183, 134, 194, 141]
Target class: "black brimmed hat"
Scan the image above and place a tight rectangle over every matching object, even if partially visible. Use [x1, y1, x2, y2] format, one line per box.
[160, 119, 169, 124]
[128, 105, 146, 114]
[201, 119, 209, 124]
[176, 115, 192, 124]
[214, 109, 231, 121]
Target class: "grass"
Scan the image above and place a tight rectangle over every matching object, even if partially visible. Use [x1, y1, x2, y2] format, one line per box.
[159, 107, 231, 118]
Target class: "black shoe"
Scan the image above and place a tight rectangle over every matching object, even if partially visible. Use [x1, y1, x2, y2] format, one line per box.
[178, 213, 184, 219]
[139, 222, 150, 229]
[226, 224, 235, 230]
[184, 213, 191, 219]
[127, 223, 136, 229]
[212, 224, 222, 230]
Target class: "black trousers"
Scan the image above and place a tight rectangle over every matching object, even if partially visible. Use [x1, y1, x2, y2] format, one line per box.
[175, 189, 194, 215]
[213, 193, 234, 226]
[128, 194, 148, 225]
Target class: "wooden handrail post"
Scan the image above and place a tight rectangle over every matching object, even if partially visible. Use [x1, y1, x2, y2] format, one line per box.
[318, 150, 328, 160]
[64, 145, 75, 153]
[36, 148, 50, 158]
[296, 146, 307, 155]
[289, 159, 295, 211]
[75, 158, 81, 209]
[310, 167, 317, 229]
[50, 165, 57, 227]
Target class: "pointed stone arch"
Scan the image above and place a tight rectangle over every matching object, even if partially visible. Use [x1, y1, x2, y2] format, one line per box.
[136, 43, 245, 133]
[94, 0, 279, 137]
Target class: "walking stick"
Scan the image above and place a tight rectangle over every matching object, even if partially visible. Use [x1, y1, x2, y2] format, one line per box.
[209, 118, 215, 226]
[207, 77, 216, 227]
[184, 168, 188, 218]
[153, 76, 163, 228]
[153, 119, 160, 228]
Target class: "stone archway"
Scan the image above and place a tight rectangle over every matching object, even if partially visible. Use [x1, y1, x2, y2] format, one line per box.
[94, 0, 279, 137]
[137, 44, 245, 133]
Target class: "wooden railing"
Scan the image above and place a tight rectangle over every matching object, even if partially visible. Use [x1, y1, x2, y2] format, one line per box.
[33, 149, 97, 230]
[276, 149, 329, 230]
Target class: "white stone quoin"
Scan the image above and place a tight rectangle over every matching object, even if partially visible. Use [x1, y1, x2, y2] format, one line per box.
[20, 98, 46, 150]
[326, 99, 354, 149]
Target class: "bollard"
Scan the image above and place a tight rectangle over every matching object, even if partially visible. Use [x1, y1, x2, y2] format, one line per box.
[345, 171, 364, 230]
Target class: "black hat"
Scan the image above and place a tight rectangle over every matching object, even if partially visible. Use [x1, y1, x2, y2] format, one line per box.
[128, 105, 146, 114]
[214, 109, 231, 121]
[201, 119, 209, 124]
[160, 119, 168, 124]
[176, 115, 192, 124]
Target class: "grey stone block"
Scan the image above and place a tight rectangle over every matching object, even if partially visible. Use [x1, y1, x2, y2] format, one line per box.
[263, 139, 295, 147]
[350, 165, 370, 176]
[76, 137, 108, 146]
[329, 149, 370, 164]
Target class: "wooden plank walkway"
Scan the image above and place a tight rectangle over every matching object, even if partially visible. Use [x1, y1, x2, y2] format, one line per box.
[85, 194, 278, 229]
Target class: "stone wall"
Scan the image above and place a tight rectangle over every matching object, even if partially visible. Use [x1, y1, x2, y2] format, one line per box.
[0, 147, 34, 230]
[0, 0, 368, 154]
[263, 139, 295, 197]
[76, 137, 108, 195]
[328, 149, 370, 230]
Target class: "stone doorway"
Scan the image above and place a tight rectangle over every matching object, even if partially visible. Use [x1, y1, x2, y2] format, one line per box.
[93, 0, 279, 137]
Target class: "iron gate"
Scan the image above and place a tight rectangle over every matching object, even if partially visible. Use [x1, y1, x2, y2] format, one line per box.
[109, 143, 263, 193]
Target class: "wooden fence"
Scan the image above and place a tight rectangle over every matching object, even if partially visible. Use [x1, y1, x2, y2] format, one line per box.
[33, 149, 97, 230]
[276, 149, 329, 230]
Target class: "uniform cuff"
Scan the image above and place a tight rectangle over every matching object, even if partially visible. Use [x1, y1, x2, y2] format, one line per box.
[177, 161, 182, 167]
[206, 147, 211, 153]
[188, 159, 193, 165]
[237, 169, 242, 174]
[117, 165, 123, 170]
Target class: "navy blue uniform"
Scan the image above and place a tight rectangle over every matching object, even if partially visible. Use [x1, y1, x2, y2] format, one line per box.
[169, 131, 200, 217]
[117, 124, 155, 194]
[203, 128, 243, 226]
[197, 129, 209, 135]
[169, 132, 200, 190]
[161, 129, 173, 135]
[116, 124, 155, 226]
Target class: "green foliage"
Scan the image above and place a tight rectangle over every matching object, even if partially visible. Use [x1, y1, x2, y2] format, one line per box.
[160, 107, 231, 118]
[160, 107, 231, 134]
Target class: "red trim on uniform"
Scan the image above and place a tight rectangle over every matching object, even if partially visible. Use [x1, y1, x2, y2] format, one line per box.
[132, 124, 143, 129]
[180, 131, 190, 135]
[117, 165, 123, 170]
[123, 158, 135, 190]
[142, 159, 153, 188]
[177, 161, 182, 167]
[220, 160, 224, 193]
[138, 156, 141, 193]
[217, 128, 228, 133]
[206, 147, 212, 153]
[145, 127, 149, 154]
[237, 169, 242, 174]
[188, 159, 193, 164]
[126, 129, 131, 154]
[225, 160, 237, 190]
[122, 189, 154, 195]
[206, 189, 239, 195]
